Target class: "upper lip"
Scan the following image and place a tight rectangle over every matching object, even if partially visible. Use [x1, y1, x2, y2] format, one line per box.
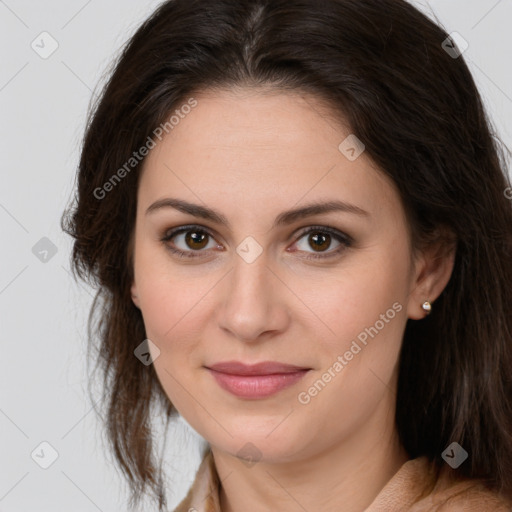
[206, 361, 310, 376]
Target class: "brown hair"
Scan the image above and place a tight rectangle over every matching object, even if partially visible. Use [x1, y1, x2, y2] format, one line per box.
[61, 0, 512, 509]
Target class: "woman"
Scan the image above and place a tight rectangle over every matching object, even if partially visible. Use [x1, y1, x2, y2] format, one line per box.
[61, 0, 512, 510]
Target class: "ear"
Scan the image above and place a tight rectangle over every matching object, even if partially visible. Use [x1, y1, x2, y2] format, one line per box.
[406, 228, 456, 320]
[131, 281, 141, 309]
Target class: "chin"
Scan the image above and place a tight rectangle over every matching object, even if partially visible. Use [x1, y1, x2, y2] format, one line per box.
[209, 424, 307, 463]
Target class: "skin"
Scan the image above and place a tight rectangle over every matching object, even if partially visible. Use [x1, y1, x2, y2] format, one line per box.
[130, 87, 455, 512]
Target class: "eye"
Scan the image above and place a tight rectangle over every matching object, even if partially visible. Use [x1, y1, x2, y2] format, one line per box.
[291, 226, 352, 260]
[160, 225, 221, 259]
[160, 224, 352, 261]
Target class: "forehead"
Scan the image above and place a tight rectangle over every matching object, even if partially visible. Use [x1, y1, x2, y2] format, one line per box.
[137, 88, 400, 221]
[147, 88, 351, 162]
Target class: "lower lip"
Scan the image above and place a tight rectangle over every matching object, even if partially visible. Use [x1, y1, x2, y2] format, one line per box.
[207, 369, 310, 399]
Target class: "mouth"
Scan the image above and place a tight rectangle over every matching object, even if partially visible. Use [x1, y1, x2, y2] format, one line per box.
[205, 361, 311, 399]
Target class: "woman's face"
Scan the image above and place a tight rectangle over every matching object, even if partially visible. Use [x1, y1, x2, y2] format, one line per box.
[130, 88, 424, 463]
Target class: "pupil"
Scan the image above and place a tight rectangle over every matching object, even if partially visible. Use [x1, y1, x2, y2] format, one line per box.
[186, 231, 208, 250]
[310, 232, 330, 252]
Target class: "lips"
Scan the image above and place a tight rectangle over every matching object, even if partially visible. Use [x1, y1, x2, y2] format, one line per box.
[207, 360, 310, 375]
[205, 360, 311, 399]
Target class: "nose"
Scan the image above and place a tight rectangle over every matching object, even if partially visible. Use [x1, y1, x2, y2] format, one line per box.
[216, 251, 290, 342]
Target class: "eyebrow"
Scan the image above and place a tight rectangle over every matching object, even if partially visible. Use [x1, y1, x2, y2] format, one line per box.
[145, 197, 369, 229]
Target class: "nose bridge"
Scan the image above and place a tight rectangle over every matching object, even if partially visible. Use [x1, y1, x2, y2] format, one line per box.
[217, 246, 288, 341]
[231, 250, 270, 298]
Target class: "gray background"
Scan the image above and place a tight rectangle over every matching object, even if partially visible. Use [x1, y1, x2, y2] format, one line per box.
[1, 1, 511, 510]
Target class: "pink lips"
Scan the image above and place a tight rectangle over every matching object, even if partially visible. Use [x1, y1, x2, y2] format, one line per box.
[206, 361, 310, 399]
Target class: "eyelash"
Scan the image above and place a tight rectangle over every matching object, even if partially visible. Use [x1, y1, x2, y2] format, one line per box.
[159, 224, 353, 261]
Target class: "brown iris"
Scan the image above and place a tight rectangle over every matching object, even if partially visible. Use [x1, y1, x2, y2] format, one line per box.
[309, 232, 331, 252]
[185, 231, 209, 250]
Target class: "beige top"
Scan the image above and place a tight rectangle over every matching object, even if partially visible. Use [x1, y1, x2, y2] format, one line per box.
[174, 450, 512, 511]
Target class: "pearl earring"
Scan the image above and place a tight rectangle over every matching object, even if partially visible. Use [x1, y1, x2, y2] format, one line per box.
[422, 301, 432, 314]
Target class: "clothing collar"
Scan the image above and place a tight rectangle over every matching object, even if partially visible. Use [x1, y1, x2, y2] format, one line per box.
[173, 449, 512, 512]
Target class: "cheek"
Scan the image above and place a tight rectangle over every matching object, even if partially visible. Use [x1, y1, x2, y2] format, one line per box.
[293, 260, 407, 441]
[134, 240, 204, 339]
[134, 257, 210, 412]
[137, 277, 209, 354]
[297, 248, 409, 354]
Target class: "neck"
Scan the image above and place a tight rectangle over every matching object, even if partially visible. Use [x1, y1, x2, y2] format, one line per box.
[211, 395, 409, 512]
